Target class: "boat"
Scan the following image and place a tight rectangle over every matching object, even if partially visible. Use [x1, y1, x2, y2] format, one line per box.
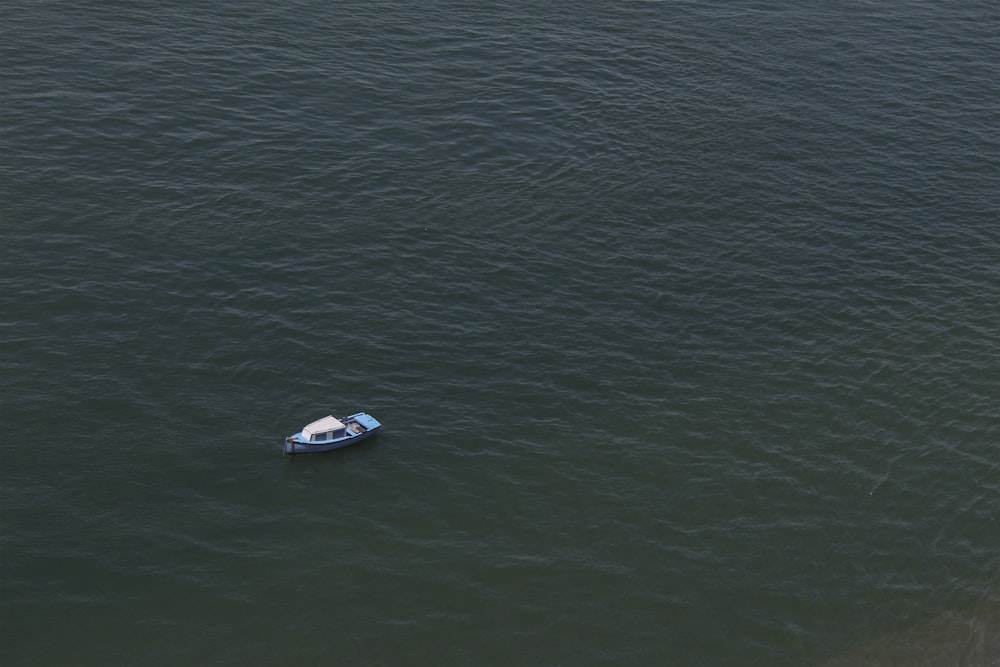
[284, 412, 381, 455]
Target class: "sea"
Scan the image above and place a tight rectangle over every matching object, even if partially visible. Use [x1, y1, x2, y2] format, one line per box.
[2, 2, 998, 665]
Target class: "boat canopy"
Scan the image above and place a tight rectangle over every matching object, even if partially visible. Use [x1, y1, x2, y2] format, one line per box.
[302, 415, 345, 440]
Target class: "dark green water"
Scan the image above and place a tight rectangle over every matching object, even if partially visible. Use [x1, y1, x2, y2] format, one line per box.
[2, 2, 998, 665]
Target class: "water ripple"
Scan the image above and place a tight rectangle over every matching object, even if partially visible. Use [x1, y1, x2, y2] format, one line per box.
[3, 1, 999, 665]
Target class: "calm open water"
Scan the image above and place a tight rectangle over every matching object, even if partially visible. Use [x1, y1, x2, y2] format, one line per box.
[2, 1, 999, 665]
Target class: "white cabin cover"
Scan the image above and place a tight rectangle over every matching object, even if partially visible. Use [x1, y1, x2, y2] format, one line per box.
[302, 415, 345, 439]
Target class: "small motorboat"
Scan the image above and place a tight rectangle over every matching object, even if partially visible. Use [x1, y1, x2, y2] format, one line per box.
[284, 412, 381, 455]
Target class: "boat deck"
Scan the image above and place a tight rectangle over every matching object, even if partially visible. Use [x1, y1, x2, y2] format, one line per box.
[346, 420, 368, 435]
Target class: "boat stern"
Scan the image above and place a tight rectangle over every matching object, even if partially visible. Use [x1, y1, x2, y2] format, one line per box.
[284, 432, 306, 455]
